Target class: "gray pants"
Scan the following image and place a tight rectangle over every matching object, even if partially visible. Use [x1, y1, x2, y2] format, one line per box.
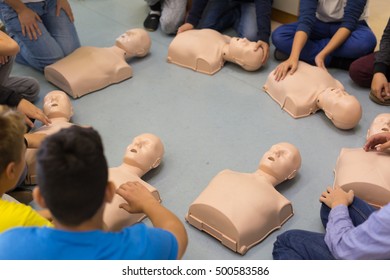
[0, 56, 40, 102]
[145, 0, 187, 34]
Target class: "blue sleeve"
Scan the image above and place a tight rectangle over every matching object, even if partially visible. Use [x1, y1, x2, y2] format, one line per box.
[325, 204, 390, 259]
[296, 0, 318, 36]
[341, 0, 367, 31]
[254, 0, 272, 44]
[186, 0, 209, 27]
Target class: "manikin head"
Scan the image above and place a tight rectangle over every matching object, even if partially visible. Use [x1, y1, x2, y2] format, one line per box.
[258, 142, 301, 185]
[317, 87, 362, 130]
[43, 90, 74, 120]
[123, 133, 164, 173]
[115, 28, 151, 59]
[367, 113, 390, 138]
[226, 37, 263, 71]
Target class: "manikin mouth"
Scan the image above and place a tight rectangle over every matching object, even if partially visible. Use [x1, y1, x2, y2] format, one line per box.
[268, 156, 275, 161]
[52, 103, 58, 107]
[130, 149, 137, 153]
[382, 128, 389, 132]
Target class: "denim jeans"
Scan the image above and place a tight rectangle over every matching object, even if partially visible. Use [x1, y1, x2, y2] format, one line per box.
[197, 0, 259, 41]
[272, 197, 377, 260]
[0, 0, 80, 72]
[272, 20, 377, 66]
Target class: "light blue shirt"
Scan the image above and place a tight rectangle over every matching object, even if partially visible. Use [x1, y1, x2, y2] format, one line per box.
[0, 223, 178, 260]
[325, 203, 390, 259]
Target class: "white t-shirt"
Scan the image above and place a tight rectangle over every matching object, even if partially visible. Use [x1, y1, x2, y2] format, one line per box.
[316, 0, 369, 22]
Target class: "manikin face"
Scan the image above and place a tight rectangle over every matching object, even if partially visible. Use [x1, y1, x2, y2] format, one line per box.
[43, 91, 73, 120]
[367, 113, 390, 138]
[318, 88, 362, 130]
[115, 28, 151, 58]
[123, 133, 164, 172]
[229, 37, 263, 71]
[258, 142, 301, 183]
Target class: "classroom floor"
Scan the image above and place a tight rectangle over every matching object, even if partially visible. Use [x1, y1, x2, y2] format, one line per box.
[11, 0, 390, 260]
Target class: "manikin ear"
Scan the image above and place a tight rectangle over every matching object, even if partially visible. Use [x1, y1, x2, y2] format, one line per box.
[104, 181, 116, 203]
[151, 158, 161, 169]
[287, 170, 297, 180]
[32, 187, 48, 209]
[135, 48, 146, 57]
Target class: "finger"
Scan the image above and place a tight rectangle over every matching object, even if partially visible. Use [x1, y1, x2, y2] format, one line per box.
[118, 203, 132, 212]
[289, 64, 297, 75]
[56, 5, 61, 17]
[25, 116, 34, 128]
[66, 9, 74, 22]
[378, 141, 390, 151]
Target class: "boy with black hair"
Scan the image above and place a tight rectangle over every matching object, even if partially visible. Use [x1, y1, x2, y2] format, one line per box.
[0, 126, 188, 259]
[0, 105, 51, 232]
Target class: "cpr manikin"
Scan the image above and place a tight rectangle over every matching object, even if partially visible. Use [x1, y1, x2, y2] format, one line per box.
[25, 91, 75, 185]
[366, 113, 390, 138]
[44, 29, 151, 98]
[333, 114, 390, 208]
[103, 134, 164, 231]
[167, 29, 263, 75]
[186, 142, 301, 255]
[263, 61, 362, 130]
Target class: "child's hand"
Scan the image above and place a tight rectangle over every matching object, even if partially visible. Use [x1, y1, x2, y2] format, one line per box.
[116, 181, 159, 214]
[177, 23, 193, 34]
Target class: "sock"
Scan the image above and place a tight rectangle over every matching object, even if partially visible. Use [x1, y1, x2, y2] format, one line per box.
[150, 2, 161, 12]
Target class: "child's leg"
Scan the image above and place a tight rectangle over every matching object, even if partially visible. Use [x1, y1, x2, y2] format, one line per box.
[320, 196, 377, 228]
[197, 0, 237, 31]
[349, 52, 375, 88]
[0, 57, 39, 102]
[330, 22, 377, 60]
[160, 0, 187, 35]
[234, 2, 257, 41]
[273, 230, 335, 260]
[271, 22, 299, 55]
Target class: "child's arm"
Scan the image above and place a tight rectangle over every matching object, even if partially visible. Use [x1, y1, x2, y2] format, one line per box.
[116, 181, 188, 259]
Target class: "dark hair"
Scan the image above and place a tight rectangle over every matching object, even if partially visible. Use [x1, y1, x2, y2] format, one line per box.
[0, 105, 25, 174]
[36, 126, 108, 226]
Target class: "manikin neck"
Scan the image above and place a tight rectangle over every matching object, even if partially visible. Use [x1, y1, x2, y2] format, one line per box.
[118, 161, 147, 178]
[254, 169, 280, 187]
[109, 46, 129, 59]
[47, 117, 70, 124]
[222, 44, 235, 64]
[110, 45, 135, 60]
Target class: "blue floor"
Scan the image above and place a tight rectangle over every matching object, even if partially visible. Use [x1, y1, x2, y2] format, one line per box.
[12, 0, 388, 259]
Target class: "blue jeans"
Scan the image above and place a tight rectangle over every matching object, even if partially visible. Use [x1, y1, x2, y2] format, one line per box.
[272, 197, 377, 260]
[197, 0, 259, 41]
[0, 0, 80, 72]
[271, 20, 377, 66]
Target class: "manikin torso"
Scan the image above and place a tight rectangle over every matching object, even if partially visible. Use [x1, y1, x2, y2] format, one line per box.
[334, 148, 390, 208]
[24, 118, 75, 185]
[263, 61, 344, 118]
[103, 164, 160, 231]
[167, 29, 229, 75]
[186, 169, 293, 255]
[44, 46, 132, 98]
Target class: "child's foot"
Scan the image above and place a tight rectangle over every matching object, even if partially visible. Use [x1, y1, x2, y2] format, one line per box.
[143, 12, 160, 32]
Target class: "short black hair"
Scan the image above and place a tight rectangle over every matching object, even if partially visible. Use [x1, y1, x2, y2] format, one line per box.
[36, 126, 108, 226]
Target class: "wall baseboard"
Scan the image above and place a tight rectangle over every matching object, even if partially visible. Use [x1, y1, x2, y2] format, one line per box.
[271, 8, 298, 24]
